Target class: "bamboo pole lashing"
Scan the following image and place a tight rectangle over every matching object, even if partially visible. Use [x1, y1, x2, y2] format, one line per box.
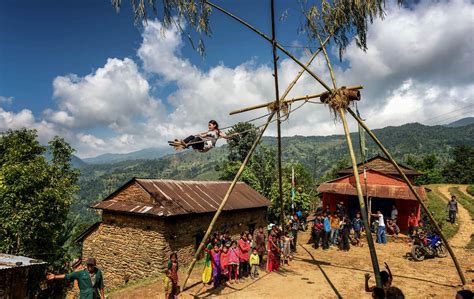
[347, 107, 467, 286]
[229, 85, 363, 116]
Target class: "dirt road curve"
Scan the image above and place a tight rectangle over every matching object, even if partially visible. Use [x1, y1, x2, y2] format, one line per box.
[434, 185, 473, 249]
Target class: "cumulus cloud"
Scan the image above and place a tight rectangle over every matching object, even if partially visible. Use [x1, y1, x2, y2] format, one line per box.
[1, 0, 473, 158]
[48, 58, 165, 129]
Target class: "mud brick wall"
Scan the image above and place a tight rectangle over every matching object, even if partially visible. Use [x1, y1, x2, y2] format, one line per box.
[82, 213, 167, 290]
[163, 208, 268, 266]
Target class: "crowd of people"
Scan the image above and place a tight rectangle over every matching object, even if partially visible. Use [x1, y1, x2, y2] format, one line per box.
[45, 200, 471, 299]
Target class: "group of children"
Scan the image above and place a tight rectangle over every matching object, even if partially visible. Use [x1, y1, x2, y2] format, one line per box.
[201, 229, 267, 289]
[311, 210, 363, 251]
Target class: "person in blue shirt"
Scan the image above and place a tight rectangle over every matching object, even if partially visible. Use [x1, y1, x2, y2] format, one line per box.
[322, 212, 331, 250]
[352, 212, 363, 244]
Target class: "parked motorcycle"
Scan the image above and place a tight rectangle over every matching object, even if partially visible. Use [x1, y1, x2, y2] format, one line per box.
[411, 233, 448, 261]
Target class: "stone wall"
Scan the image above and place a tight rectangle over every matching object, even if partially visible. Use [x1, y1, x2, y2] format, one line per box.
[81, 207, 267, 290]
[108, 182, 152, 203]
[163, 208, 268, 266]
[82, 213, 167, 290]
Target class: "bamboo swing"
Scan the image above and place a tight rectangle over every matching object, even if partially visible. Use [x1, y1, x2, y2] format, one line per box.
[181, 0, 466, 291]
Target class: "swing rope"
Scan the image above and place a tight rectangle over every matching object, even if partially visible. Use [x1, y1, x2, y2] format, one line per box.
[174, 98, 312, 148]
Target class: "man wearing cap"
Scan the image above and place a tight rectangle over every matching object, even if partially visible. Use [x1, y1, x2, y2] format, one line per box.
[47, 258, 105, 299]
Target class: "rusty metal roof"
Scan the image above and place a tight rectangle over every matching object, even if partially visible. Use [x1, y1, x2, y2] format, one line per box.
[92, 179, 270, 217]
[338, 155, 422, 176]
[318, 182, 426, 201]
[0, 254, 46, 271]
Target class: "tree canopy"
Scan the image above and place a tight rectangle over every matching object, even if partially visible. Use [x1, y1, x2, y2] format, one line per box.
[112, 0, 402, 58]
[0, 129, 79, 266]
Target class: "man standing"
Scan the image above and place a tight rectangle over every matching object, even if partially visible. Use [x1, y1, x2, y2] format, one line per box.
[447, 195, 458, 224]
[372, 211, 387, 244]
[47, 258, 105, 299]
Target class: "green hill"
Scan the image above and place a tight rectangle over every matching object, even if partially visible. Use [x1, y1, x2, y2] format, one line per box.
[73, 122, 474, 227]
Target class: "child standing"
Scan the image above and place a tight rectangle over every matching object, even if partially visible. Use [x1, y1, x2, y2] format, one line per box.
[249, 248, 260, 279]
[167, 252, 179, 298]
[282, 232, 292, 266]
[352, 212, 363, 246]
[211, 243, 221, 288]
[163, 270, 173, 299]
[228, 241, 240, 284]
[220, 245, 230, 284]
[238, 232, 250, 279]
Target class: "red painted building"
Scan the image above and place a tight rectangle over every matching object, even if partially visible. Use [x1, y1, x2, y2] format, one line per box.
[318, 156, 426, 231]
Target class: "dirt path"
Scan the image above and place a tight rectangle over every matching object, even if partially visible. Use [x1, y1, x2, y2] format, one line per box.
[433, 185, 473, 249]
[110, 231, 472, 298]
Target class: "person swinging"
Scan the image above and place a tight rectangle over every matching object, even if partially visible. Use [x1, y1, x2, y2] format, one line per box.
[168, 120, 235, 153]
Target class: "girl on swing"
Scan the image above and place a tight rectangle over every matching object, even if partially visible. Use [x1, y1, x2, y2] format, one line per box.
[169, 120, 234, 152]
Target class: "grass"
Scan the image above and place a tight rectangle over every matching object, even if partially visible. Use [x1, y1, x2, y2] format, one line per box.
[425, 188, 459, 240]
[467, 185, 474, 197]
[448, 187, 474, 249]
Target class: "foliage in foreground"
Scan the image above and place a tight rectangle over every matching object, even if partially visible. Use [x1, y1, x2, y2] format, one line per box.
[0, 129, 79, 267]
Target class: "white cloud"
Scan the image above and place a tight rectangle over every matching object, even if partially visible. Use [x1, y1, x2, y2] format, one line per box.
[48, 58, 165, 129]
[2, 1, 473, 158]
[0, 96, 13, 105]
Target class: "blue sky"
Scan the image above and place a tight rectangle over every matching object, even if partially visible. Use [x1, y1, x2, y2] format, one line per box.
[1, 0, 473, 157]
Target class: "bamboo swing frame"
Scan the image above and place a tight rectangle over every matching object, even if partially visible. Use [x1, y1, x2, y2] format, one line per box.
[181, 0, 466, 291]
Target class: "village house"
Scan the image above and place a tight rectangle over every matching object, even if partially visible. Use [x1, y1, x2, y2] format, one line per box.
[0, 253, 47, 298]
[76, 178, 270, 289]
[318, 155, 425, 231]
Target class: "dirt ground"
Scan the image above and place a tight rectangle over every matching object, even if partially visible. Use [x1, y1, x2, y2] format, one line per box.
[110, 187, 474, 299]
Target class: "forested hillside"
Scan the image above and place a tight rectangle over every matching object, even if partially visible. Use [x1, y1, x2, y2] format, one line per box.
[72, 122, 474, 230]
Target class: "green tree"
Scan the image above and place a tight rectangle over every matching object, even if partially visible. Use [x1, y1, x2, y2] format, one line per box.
[443, 145, 474, 184]
[113, 0, 400, 58]
[404, 154, 443, 185]
[225, 122, 258, 162]
[0, 129, 79, 265]
[318, 158, 350, 183]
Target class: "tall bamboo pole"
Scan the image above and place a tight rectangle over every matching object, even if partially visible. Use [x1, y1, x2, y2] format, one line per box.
[205, 0, 332, 93]
[314, 23, 383, 287]
[347, 108, 467, 286]
[180, 26, 329, 292]
[181, 112, 275, 291]
[270, 0, 285, 231]
[339, 109, 383, 288]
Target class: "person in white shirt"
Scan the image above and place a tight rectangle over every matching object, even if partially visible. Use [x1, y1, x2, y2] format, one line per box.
[371, 211, 387, 244]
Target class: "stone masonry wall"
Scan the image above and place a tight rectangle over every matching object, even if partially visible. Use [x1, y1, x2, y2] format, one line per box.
[82, 213, 167, 290]
[163, 208, 268, 266]
[82, 207, 267, 290]
[108, 182, 152, 204]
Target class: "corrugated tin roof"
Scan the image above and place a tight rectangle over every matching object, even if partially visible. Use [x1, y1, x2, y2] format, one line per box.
[0, 253, 46, 271]
[338, 155, 421, 176]
[92, 179, 271, 217]
[318, 182, 426, 201]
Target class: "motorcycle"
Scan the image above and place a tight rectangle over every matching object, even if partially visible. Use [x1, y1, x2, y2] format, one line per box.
[411, 233, 448, 261]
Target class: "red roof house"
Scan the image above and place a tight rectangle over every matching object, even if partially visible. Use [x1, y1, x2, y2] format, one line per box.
[318, 156, 425, 231]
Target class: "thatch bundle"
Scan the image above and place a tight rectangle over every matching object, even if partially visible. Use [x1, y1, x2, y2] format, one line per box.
[320, 86, 360, 119]
[267, 101, 290, 119]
